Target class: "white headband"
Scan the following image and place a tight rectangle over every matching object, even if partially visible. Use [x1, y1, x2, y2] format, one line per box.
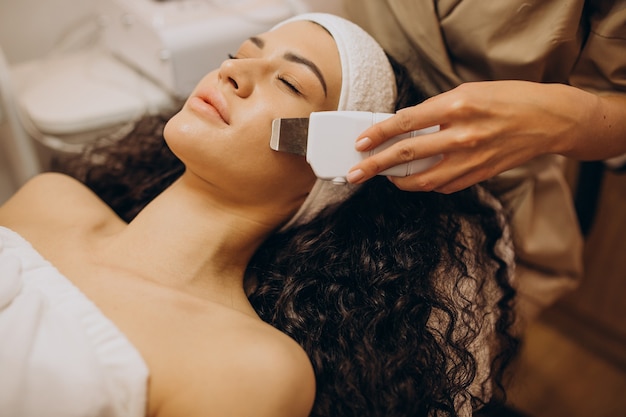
[274, 13, 397, 229]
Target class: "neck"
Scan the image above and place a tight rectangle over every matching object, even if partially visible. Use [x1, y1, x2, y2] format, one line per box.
[101, 172, 290, 314]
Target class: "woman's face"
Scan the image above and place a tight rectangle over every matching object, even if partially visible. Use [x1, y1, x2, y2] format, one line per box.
[164, 20, 341, 213]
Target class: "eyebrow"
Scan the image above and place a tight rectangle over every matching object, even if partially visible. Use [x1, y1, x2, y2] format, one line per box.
[249, 36, 328, 97]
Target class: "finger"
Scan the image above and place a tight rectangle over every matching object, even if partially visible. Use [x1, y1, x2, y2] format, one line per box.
[388, 165, 480, 194]
[433, 172, 488, 194]
[431, 152, 523, 194]
[349, 131, 451, 183]
[386, 173, 440, 192]
[385, 151, 495, 192]
[355, 101, 447, 151]
[379, 156, 458, 192]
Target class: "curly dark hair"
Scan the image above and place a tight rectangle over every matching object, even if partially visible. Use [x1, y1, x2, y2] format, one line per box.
[56, 55, 519, 417]
[248, 177, 517, 417]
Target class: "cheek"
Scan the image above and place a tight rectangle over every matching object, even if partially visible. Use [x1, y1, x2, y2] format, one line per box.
[224, 126, 316, 198]
[251, 152, 317, 201]
[227, 105, 318, 194]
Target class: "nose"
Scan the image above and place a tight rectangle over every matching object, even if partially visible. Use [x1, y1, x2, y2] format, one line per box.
[218, 58, 256, 98]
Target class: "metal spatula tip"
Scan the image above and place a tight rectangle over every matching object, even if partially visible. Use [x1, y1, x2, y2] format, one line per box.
[270, 118, 309, 156]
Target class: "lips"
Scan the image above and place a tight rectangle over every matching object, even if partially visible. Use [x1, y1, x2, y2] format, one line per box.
[190, 88, 230, 125]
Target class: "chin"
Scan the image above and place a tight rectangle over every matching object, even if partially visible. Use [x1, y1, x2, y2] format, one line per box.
[164, 110, 203, 140]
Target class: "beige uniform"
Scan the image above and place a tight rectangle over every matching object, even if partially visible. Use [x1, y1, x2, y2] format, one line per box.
[343, 0, 626, 321]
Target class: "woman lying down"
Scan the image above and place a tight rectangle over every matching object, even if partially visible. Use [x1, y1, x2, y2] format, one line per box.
[0, 12, 519, 417]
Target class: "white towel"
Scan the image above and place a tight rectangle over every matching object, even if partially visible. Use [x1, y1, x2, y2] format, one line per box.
[274, 13, 397, 229]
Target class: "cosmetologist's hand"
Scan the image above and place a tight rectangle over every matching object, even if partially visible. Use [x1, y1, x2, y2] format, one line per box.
[346, 80, 604, 193]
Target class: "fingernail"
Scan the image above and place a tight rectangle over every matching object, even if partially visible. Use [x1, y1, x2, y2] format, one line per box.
[347, 169, 365, 183]
[355, 137, 372, 151]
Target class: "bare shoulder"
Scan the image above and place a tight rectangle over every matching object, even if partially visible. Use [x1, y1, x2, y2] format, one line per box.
[203, 322, 316, 417]
[158, 317, 316, 417]
[231, 323, 316, 415]
[0, 172, 120, 232]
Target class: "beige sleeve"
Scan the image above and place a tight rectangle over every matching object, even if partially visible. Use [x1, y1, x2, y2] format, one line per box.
[570, 0, 626, 94]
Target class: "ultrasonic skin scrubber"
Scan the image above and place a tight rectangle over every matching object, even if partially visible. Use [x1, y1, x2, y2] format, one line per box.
[270, 111, 442, 183]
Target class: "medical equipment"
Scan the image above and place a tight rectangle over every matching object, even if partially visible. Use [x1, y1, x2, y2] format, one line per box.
[270, 111, 442, 183]
[98, 0, 294, 98]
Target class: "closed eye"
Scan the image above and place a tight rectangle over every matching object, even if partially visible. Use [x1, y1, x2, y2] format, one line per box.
[278, 76, 302, 95]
